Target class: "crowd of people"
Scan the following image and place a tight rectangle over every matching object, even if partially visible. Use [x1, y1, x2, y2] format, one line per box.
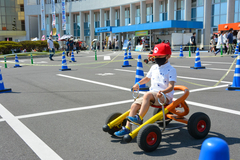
[209, 28, 238, 55]
[90, 38, 120, 52]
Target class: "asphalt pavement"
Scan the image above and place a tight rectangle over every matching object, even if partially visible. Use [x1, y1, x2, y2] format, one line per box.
[0, 50, 239, 160]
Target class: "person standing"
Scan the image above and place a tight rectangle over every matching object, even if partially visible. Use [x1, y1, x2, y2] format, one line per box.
[215, 31, 224, 55]
[97, 40, 100, 51]
[190, 32, 196, 54]
[209, 36, 216, 53]
[102, 40, 105, 52]
[237, 30, 240, 48]
[128, 38, 132, 50]
[66, 39, 70, 56]
[112, 38, 115, 50]
[223, 31, 228, 54]
[47, 35, 55, 61]
[115, 39, 119, 50]
[69, 37, 74, 56]
[227, 28, 234, 54]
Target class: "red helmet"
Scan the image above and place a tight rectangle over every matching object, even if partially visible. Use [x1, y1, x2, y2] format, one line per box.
[150, 43, 171, 56]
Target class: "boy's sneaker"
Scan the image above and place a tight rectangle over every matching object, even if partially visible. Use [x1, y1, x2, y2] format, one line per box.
[114, 127, 130, 137]
[127, 114, 143, 126]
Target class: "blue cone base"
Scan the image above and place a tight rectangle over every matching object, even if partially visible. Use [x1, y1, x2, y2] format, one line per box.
[190, 66, 206, 69]
[122, 65, 132, 67]
[231, 55, 238, 58]
[59, 68, 71, 71]
[70, 60, 77, 62]
[0, 88, 12, 93]
[226, 85, 240, 91]
[13, 66, 22, 68]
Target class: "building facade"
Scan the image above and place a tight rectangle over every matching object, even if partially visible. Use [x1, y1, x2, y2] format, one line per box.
[0, 0, 26, 42]
[23, 0, 238, 50]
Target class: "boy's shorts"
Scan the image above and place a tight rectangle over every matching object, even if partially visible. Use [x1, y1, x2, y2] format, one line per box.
[134, 91, 171, 106]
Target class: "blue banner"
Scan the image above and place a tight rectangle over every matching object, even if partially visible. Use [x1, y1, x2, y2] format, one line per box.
[40, 0, 45, 31]
[62, 0, 66, 30]
[51, 0, 55, 27]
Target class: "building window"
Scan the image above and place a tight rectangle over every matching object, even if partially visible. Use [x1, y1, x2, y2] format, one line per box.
[211, 0, 227, 27]
[235, 0, 240, 22]
[191, 0, 204, 22]
[125, 7, 130, 26]
[20, 4, 24, 11]
[104, 10, 110, 27]
[146, 3, 153, 23]
[174, 0, 184, 20]
[0, 0, 25, 31]
[159, 0, 168, 21]
[84, 13, 90, 36]
[135, 5, 141, 24]
[94, 12, 100, 36]
[115, 9, 120, 26]
[74, 14, 80, 37]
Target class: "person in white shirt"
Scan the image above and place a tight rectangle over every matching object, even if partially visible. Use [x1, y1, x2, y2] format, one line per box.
[215, 31, 224, 55]
[114, 43, 177, 137]
[47, 35, 55, 61]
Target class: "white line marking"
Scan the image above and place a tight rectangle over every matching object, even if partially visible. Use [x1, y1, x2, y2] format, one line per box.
[201, 61, 235, 65]
[0, 103, 63, 160]
[201, 64, 212, 66]
[13, 100, 133, 120]
[115, 69, 232, 84]
[172, 65, 235, 71]
[185, 100, 240, 116]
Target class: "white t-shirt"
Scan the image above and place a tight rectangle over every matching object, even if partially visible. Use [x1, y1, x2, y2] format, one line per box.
[146, 62, 177, 102]
[47, 39, 54, 49]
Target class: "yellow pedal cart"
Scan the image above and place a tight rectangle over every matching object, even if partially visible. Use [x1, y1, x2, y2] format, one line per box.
[102, 85, 211, 152]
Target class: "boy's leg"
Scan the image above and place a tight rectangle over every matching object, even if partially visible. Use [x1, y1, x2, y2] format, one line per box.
[125, 103, 141, 128]
[138, 92, 155, 118]
[127, 92, 156, 126]
[114, 103, 141, 137]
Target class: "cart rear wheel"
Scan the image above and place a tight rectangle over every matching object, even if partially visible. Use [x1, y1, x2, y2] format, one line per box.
[105, 112, 126, 136]
[137, 124, 162, 152]
[144, 59, 148, 64]
[153, 108, 172, 127]
[187, 112, 210, 139]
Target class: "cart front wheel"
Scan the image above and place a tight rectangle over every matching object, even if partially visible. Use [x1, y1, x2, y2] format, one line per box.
[187, 112, 211, 139]
[144, 59, 148, 64]
[137, 124, 162, 152]
[105, 112, 126, 136]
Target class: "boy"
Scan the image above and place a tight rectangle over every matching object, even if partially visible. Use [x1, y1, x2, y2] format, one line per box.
[47, 35, 55, 61]
[114, 43, 177, 137]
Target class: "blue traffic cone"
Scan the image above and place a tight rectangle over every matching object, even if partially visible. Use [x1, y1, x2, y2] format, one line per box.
[231, 43, 239, 58]
[13, 54, 22, 68]
[128, 48, 133, 59]
[199, 137, 230, 160]
[190, 48, 205, 69]
[178, 45, 184, 58]
[70, 50, 76, 62]
[122, 52, 131, 67]
[125, 49, 128, 59]
[227, 53, 240, 91]
[135, 55, 149, 91]
[59, 52, 71, 71]
[0, 69, 12, 93]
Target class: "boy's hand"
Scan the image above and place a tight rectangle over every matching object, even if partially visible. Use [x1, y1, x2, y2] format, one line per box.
[132, 84, 139, 91]
[157, 91, 162, 99]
